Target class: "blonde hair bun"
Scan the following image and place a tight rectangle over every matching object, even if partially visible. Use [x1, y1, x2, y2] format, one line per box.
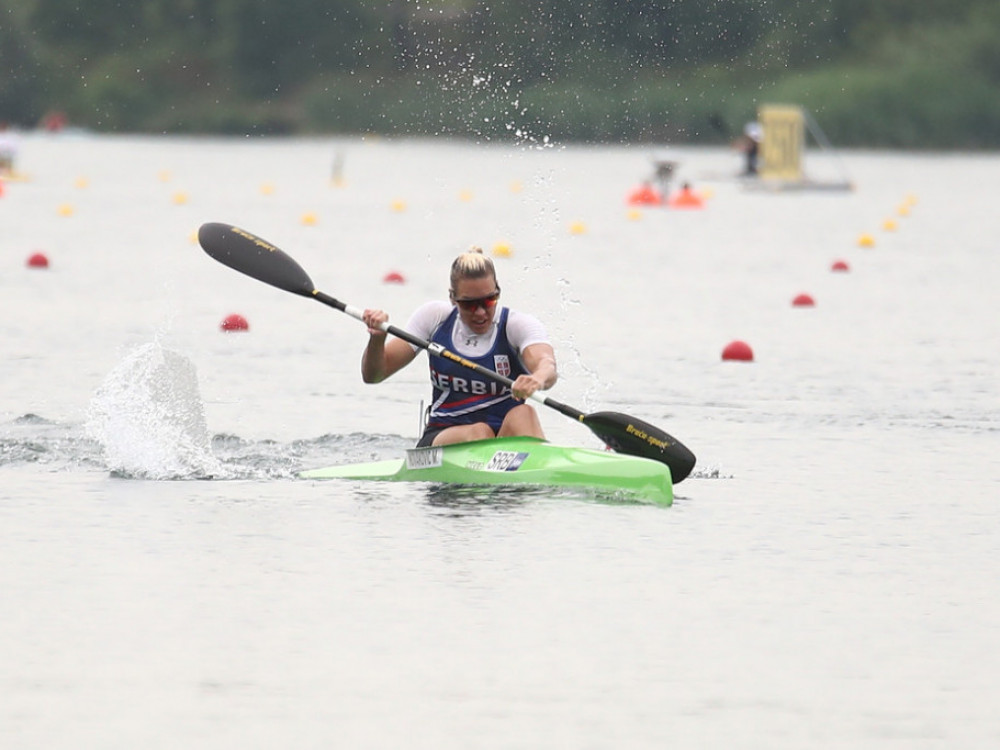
[450, 247, 496, 289]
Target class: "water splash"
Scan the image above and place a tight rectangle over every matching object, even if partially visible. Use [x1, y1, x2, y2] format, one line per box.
[86, 341, 222, 479]
[690, 465, 732, 480]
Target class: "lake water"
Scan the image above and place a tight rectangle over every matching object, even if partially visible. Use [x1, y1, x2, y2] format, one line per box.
[2, 133, 998, 748]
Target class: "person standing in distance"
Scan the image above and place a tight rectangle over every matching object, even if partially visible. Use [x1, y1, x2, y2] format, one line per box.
[361, 248, 557, 447]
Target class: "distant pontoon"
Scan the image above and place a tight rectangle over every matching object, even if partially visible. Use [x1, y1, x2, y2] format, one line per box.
[749, 104, 853, 192]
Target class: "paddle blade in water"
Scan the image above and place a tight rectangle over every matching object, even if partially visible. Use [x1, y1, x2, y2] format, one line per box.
[198, 222, 315, 296]
[582, 411, 696, 483]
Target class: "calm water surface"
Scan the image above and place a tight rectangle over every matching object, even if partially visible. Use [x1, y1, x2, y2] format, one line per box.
[2, 134, 998, 748]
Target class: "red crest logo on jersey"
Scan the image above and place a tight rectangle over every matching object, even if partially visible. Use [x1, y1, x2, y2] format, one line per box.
[494, 355, 511, 377]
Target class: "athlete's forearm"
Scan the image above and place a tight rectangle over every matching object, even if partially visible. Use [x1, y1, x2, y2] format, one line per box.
[530, 355, 558, 390]
[361, 336, 388, 383]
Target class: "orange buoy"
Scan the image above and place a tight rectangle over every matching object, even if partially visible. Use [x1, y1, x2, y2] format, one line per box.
[668, 183, 704, 209]
[27, 252, 49, 268]
[626, 183, 663, 206]
[382, 271, 406, 284]
[220, 313, 249, 332]
[722, 340, 754, 362]
[831, 260, 850, 272]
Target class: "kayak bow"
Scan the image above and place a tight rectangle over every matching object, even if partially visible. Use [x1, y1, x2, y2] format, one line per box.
[300, 436, 673, 505]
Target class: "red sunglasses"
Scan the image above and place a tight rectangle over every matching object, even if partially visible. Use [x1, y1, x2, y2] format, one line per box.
[453, 288, 500, 312]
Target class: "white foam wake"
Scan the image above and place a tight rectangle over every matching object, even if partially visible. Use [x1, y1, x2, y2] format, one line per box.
[86, 341, 222, 479]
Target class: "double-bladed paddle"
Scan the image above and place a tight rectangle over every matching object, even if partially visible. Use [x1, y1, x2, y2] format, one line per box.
[198, 222, 696, 482]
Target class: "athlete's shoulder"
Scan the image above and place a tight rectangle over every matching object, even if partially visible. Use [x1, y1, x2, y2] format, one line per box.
[506, 308, 543, 325]
[405, 300, 454, 340]
[504, 308, 549, 348]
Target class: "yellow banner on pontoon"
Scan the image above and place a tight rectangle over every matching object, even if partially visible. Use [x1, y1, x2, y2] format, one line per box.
[759, 105, 804, 181]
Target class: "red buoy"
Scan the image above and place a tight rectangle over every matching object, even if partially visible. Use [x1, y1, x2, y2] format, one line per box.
[722, 340, 754, 361]
[831, 260, 850, 272]
[382, 271, 406, 284]
[27, 252, 49, 268]
[220, 313, 249, 332]
[792, 293, 815, 307]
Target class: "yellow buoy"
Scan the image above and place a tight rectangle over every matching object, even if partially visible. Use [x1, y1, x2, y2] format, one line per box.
[74, 177, 89, 189]
[259, 182, 275, 196]
[301, 212, 318, 226]
[390, 199, 407, 213]
[172, 191, 189, 205]
[569, 221, 587, 235]
[158, 170, 172, 182]
[897, 204, 910, 217]
[458, 190, 473, 202]
[858, 233, 875, 247]
[509, 181, 523, 194]
[882, 218, 898, 232]
[626, 209, 643, 221]
[57, 203, 74, 217]
[492, 242, 512, 258]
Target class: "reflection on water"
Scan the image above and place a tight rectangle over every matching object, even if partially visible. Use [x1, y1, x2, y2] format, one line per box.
[423, 483, 534, 515]
[423, 482, 661, 513]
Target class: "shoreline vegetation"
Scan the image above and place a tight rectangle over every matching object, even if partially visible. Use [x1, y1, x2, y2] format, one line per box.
[2, 0, 999, 148]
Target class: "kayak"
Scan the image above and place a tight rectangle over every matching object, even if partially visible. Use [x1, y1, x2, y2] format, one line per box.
[300, 436, 673, 505]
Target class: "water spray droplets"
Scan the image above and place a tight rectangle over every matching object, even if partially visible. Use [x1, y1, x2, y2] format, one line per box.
[86, 342, 222, 479]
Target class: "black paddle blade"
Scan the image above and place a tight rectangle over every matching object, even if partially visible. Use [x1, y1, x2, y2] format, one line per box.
[583, 411, 696, 483]
[198, 222, 315, 297]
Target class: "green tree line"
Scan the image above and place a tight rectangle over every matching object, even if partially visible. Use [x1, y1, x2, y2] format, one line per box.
[2, 0, 999, 146]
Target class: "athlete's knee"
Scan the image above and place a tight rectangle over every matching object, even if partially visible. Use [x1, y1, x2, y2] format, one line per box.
[498, 405, 544, 438]
[433, 422, 495, 445]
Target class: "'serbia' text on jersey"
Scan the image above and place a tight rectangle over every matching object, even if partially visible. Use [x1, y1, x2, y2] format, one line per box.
[430, 368, 510, 396]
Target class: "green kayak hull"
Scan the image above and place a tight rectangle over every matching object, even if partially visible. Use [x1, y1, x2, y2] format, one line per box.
[299, 436, 673, 505]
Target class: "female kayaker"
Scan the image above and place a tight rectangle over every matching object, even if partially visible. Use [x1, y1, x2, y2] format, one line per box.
[361, 248, 558, 447]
